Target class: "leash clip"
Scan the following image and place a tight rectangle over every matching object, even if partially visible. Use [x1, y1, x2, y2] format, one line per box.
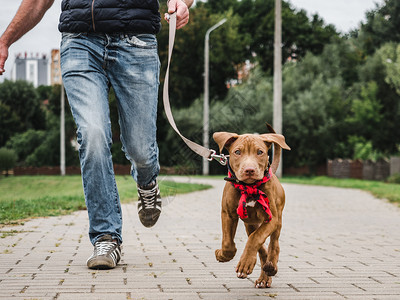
[208, 150, 229, 166]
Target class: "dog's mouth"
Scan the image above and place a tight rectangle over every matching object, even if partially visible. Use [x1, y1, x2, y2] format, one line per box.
[230, 161, 265, 184]
[242, 178, 258, 184]
[237, 173, 263, 184]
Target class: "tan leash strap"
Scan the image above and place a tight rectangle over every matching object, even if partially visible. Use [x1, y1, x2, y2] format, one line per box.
[163, 13, 226, 163]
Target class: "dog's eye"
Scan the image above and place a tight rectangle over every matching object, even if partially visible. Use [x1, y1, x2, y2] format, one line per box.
[257, 150, 264, 155]
[234, 149, 241, 155]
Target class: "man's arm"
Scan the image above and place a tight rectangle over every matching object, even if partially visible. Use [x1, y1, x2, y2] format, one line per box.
[166, 0, 193, 30]
[0, 0, 55, 75]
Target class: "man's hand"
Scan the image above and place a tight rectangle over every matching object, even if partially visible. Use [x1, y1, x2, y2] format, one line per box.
[164, 0, 192, 29]
[0, 40, 8, 75]
[0, 0, 54, 76]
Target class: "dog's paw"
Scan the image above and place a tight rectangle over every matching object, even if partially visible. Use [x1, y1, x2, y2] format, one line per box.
[236, 254, 257, 278]
[255, 274, 272, 288]
[215, 249, 236, 262]
[262, 261, 278, 276]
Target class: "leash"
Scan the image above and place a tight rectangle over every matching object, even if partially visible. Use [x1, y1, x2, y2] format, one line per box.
[162, 13, 228, 166]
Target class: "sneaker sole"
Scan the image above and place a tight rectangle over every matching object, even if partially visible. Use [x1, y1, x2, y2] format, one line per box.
[138, 210, 161, 228]
[87, 257, 116, 270]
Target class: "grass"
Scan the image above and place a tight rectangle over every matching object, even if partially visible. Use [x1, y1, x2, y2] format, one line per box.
[281, 176, 400, 204]
[192, 174, 400, 205]
[1, 174, 399, 224]
[0, 175, 211, 224]
[191, 174, 400, 204]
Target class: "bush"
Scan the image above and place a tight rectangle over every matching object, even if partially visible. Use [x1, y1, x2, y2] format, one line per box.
[387, 173, 400, 184]
[0, 147, 17, 176]
[350, 136, 385, 162]
[6, 126, 79, 168]
[6, 129, 46, 162]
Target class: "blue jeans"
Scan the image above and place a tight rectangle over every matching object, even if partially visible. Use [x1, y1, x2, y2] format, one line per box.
[60, 32, 161, 245]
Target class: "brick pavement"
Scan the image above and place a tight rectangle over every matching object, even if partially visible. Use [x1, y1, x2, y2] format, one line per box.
[0, 176, 399, 299]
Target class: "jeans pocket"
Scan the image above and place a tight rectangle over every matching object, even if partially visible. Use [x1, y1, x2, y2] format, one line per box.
[61, 32, 86, 50]
[62, 32, 85, 39]
[124, 34, 157, 49]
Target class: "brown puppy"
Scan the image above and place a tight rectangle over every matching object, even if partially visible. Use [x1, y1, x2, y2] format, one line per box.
[213, 125, 290, 288]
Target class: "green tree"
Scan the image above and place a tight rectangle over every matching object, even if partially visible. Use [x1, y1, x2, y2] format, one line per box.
[284, 75, 345, 167]
[6, 119, 79, 167]
[349, 136, 384, 161]
[202, 0, 240, 14]
[346, 81, 382, 139]
[0, 147, 17, 176]
[37, 85, 52, 101]
[158, 3, 249, 107]
[0, 102, 22, 146]
[211, 67, 274, 134]
[0, 80, 46, 135]
[46, 84, 77, 146]
[378, 42, 400, 94]
[24, 130, 61, 167]
[280, 38, 363, 166]
[6, 129, 46, 163]
[233, 0, 338, 72]
[357, 43, 400, 154]
[357, 0, 400, 55]
[5, 83, 80, 168]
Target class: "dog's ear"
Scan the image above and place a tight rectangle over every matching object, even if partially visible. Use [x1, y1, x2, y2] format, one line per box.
[213, 132, 239, 153]
[265, 122, 276, 134]
[259, 134, 291, 150]
[259, 133, 290, 174]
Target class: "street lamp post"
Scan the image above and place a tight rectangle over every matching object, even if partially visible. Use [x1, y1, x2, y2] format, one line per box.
[60, 82, 65, 176]
[273, 0, 283, 177]
[203, 18, 227, 175]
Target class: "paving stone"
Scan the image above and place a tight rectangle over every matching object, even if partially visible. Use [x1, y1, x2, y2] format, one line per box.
[1, 177, 400, 299]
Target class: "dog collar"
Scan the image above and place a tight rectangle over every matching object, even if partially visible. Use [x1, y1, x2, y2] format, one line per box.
[225, 163, 273, 223]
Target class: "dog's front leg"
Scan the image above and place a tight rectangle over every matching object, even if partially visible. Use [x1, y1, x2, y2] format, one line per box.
[216, 184, 239, 262]
[263, 220, 282, 277]
[236, 218, 277, 278]
[215, 209, 238, 262]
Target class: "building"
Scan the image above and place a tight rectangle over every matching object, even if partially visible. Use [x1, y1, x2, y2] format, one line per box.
[50, 49, 62, 85]
[10, 52, 49, 87]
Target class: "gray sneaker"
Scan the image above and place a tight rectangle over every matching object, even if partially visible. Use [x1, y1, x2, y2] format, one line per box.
[137, 181, 162, 228]
[86, 235, 121, 269]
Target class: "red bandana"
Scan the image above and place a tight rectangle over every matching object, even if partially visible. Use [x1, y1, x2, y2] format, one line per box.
[227, 169, 272, 223]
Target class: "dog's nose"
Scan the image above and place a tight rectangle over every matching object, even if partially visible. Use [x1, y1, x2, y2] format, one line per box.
[244, 167, 256, 176]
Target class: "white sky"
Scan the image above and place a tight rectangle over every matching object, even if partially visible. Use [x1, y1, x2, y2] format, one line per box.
[289, 0, 382, 32]
[0, 0, 384, 81]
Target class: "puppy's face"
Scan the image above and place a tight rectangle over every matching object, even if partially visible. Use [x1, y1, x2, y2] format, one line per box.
[213, 130, 290, 184]
[227, 134, 270, 184]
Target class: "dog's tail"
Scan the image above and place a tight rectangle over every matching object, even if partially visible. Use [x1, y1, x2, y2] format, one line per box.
[266, 123, 281, 174]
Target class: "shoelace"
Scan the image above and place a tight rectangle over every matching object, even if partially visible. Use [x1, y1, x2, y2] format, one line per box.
[94, 241, 117, 256]
[139, 186, 158, 209]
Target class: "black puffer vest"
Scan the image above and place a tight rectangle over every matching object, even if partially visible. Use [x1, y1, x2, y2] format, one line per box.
[58, 0, 161, 34]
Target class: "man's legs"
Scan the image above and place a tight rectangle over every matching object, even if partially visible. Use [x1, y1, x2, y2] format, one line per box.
[106, 34, 162, 227]
[60, 32, 123, 246]
[106, 33, 160, 186]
